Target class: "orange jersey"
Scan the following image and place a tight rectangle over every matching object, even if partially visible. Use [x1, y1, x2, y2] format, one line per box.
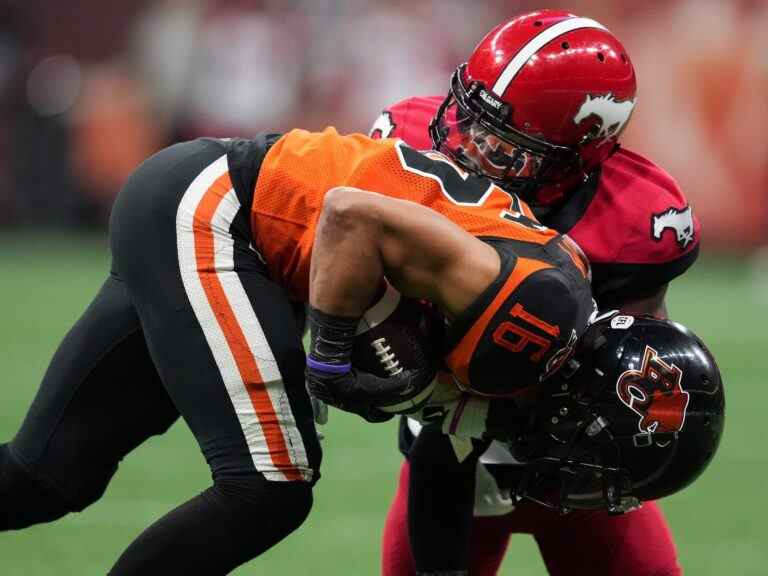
[252, 127, 558, 300]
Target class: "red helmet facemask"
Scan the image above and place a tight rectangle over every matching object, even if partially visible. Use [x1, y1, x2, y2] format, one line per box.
[430, 66, 580, 200]
[430, 10, 637, 208]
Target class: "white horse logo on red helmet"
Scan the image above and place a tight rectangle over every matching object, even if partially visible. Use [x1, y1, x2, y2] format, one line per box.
[573, 94, 636, 146]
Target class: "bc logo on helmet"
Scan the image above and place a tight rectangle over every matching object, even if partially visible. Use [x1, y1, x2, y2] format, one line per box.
[615, 345, 690, 433]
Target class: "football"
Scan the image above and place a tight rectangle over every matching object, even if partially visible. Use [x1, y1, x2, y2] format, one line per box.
[352, 284, 442, 414]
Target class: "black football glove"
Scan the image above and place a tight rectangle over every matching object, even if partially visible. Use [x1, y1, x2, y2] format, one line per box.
[306, 306, 435, 423]
[306, 367, 434, 423]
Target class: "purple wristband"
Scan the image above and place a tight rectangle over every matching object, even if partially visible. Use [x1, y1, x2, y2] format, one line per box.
[307, 357, 352, 374]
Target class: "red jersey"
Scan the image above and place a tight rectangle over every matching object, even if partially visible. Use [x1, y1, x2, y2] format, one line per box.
[251, 127, 558, 301]
[371, 96, 701, 306]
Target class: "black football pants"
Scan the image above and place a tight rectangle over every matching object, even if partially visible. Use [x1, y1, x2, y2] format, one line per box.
[1, 139, 321, 574]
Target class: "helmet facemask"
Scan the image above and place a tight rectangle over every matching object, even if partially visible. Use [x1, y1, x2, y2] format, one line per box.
[509, 376, 645, 515]
[430, 65, 581, 204]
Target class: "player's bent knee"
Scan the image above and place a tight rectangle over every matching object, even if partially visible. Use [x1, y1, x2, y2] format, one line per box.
[0, 444, 112, 530]
[66, 467, 114, 513]
[263, 480, 314, 537]
[210, 476, 314, 560]
[107, 477, 315, 574]
[215, 475, 313, 524]
[0, 444, 72, 530]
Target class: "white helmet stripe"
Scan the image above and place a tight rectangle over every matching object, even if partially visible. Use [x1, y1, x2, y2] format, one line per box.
[491, 17, 608, 96]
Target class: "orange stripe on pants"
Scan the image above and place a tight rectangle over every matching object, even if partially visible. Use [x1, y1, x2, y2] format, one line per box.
[192, 173, 302, 481]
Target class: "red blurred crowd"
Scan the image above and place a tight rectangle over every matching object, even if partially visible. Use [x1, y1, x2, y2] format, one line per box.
[0, 0, 765, 246]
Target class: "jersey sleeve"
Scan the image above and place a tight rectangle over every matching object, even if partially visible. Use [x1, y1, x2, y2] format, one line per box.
[368, 96, 443, 151]
[565, 149, 700, 306]
[443, 241, 592, 398]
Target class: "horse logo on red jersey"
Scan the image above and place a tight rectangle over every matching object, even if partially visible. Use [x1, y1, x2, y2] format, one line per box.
[616, 345, 690, 434]
[370, 111, 396, 139]
[652, 206, 694, 249]
[573, 93, 636, 146]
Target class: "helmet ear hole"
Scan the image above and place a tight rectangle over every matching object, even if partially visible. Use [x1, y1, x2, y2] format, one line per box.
[597, 52, 606, 62]
[561, 41, 570, 50]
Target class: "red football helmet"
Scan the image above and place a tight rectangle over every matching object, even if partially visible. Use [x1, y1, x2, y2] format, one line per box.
[430, 10, 637, 207]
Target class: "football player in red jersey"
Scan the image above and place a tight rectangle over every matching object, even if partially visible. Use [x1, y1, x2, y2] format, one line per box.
[371, 10, 702, 576]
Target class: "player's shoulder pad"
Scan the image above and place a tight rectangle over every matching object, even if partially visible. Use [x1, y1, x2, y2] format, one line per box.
[578, 148, 700, 267]
[444, 243, 592, 397]
[369, 96, 443, 150]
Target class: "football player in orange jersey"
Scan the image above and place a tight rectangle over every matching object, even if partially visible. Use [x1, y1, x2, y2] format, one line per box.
[0, 128, 593, 574]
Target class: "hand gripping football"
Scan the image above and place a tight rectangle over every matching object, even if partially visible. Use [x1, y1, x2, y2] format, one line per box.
[352, 284, 441, 414]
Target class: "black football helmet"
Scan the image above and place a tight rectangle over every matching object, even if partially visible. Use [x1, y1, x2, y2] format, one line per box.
[509, 312, 725, 514]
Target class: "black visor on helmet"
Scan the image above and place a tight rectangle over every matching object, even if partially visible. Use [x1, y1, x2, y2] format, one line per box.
[429, 65, 580, 195]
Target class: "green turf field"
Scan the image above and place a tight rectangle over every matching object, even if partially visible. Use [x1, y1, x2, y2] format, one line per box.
[0, 233, 765, 575]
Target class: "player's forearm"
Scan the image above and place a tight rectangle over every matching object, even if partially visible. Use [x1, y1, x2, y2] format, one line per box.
[310, 186, 500, 319]
[307, 188, 439, 422]
[309, 187, 386, 316]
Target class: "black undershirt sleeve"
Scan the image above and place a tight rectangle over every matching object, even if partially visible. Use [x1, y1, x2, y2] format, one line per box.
[590, 243, 699, 308]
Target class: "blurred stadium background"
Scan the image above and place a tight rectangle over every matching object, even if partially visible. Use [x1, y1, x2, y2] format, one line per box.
[0, 0, 765, 574]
